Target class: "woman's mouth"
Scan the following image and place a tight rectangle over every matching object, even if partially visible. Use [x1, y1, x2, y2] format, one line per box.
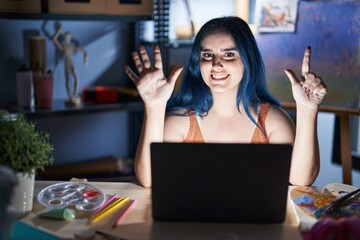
[211, 73, 229, 81]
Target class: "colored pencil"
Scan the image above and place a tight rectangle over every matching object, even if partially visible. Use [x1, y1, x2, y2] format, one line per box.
[112, 199, 136, 228]
[89, 197, 129, 224]
[90, 193, 118, 219]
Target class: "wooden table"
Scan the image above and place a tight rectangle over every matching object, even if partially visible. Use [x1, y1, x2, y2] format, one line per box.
[20, 181, 302, 240]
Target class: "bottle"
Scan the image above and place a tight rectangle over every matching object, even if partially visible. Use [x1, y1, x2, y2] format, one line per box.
[16, 65, 34, 108]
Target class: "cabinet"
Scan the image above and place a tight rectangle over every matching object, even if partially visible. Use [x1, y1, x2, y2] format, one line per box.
[0, 0, 153, 16]
[0, 1, 152, 181]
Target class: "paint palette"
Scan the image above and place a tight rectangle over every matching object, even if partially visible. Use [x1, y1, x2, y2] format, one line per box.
[290, 183, 360, 219]
[37, 182, 106, 211]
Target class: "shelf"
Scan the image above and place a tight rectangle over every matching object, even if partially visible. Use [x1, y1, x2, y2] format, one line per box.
[0, 12, 152, 21]
[3, 99, 144, 119]
[141, 39, 193, 48]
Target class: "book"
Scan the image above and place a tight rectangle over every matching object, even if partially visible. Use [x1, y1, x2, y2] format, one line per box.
[10, 220, 60, 240]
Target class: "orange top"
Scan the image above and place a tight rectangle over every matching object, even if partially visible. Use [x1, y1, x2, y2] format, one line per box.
[184, 103, 270, 143]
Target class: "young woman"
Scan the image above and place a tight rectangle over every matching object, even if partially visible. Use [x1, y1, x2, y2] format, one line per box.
[125, 16, 327, 188]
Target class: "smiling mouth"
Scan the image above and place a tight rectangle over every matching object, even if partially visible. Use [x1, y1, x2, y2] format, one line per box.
[211, 73, 229, 80]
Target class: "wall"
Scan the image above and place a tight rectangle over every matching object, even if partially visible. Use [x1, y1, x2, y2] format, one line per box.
[0, 18, 136, 165]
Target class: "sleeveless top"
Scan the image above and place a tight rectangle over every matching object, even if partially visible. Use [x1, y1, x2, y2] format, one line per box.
[183, 103, 270, 144]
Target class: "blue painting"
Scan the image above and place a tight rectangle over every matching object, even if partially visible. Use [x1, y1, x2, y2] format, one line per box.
[255, 0, 360, 109]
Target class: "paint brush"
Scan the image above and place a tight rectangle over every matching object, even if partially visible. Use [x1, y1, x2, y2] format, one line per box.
[314, 187, 360, 219]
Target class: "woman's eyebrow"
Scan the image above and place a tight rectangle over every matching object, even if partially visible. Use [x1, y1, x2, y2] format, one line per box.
[220, 47, 237, 52]
[200, 47, 237, 52]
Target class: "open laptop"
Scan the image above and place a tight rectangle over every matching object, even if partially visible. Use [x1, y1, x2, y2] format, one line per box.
[150, 142, 292, 223]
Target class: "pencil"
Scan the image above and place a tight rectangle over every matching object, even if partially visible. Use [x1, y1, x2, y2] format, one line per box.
[112, 199, 136, 228]
[89, 197, 129, 224]
[90, 193, 118, 218]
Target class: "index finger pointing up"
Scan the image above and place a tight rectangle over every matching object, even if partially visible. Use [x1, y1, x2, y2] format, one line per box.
[301, 46, 311, 79]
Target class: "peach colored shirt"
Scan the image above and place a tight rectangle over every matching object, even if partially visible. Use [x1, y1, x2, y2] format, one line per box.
[184, 103, 270, 143]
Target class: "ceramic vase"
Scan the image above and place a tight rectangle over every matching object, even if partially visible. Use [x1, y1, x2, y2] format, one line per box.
[35, 76, 53, 109]
[12, 172, 35, 216]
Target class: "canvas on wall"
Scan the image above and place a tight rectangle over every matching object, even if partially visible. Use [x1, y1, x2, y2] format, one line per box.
[254, 0, 299, 33]
[255, 0, 360, 109]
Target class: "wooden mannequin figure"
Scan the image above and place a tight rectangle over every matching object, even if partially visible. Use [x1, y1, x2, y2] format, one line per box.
[53, 24, 88, 106]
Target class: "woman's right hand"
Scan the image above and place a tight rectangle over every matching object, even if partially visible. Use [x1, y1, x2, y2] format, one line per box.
[124, 45, 183, 108]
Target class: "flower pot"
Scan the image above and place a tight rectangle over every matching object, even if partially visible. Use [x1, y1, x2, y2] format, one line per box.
[12, 172, 35, 216]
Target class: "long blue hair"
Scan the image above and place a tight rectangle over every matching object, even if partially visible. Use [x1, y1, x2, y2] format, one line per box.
[166, 16, 280, 127]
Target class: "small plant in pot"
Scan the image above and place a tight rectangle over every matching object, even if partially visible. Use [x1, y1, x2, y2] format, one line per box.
[0, 110, 54, 215]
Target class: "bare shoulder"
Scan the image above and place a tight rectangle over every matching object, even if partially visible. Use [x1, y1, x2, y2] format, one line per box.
[164, 110, 191, 141]
[266, 105, 295, 143]
[267, 105, 294, 123]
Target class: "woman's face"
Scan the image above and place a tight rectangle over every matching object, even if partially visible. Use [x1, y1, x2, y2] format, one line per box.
[199, 31, 244, 94]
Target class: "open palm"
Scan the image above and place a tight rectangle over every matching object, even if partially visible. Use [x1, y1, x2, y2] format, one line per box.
[124, 45, 183, 108]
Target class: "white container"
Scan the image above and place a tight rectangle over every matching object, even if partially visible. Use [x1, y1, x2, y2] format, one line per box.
[16, 67, 34, 108]
[12, 172, 35, 216]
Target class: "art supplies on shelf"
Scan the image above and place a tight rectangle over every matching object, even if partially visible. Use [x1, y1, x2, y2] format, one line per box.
[289, 183, 360, 233]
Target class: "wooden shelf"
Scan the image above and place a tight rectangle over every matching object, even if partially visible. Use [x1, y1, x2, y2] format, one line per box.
[4, 99, 144, 119]
[0, 12, 152, 21]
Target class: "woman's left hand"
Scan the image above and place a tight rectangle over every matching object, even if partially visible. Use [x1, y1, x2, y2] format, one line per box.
[284, 46, 327, 111]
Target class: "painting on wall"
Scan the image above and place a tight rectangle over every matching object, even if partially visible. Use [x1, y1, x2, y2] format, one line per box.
[255, 0, 360, 110]
[254, 0, 299, 33]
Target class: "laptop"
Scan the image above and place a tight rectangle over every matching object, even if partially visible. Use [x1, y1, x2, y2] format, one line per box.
[150, 142, 292, 223]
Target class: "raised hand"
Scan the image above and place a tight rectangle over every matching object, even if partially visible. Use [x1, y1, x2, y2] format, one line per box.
[284, 47, 327, 111]
[124, 45, 183, 108]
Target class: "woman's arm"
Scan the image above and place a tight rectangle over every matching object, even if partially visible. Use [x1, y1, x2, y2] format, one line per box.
[124, 45, 182, 187]
[284, 47, 327, 186]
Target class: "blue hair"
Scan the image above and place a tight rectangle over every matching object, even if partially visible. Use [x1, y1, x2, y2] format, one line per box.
[167, 16, 280, 127]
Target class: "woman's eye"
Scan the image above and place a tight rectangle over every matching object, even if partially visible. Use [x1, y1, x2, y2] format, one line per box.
[202, 53, 213, 60]
[223, 52, 236, 59]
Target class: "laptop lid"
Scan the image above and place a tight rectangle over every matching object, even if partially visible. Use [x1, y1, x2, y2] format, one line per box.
[150, 142, 292, 223]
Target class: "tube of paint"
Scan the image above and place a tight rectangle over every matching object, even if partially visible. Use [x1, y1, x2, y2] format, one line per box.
[37, 207, 75, 221]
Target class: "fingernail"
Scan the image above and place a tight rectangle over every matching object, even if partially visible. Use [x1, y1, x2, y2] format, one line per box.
[302, 87, 307, 93]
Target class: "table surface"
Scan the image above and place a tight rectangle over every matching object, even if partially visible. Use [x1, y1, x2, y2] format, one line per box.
[20, 181, 302, 240]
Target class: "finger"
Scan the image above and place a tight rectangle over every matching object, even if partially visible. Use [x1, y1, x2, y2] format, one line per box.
[302, 73, 316, 89]
[311, 81, 327, 95]
[301, 46, 311, 79]
[168, 66, 184, 86]
[153, 45, 163, 70]
[124, 65, 139, 84]
[305, 74, 320, 90]
[284, 69, 300, 86]
[139, 45, 151, 69]
[132, 51, 143, 73]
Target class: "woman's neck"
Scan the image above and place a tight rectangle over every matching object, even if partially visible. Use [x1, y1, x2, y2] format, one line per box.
[210, 91, 243, 117]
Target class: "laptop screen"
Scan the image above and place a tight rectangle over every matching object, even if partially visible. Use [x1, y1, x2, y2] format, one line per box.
[150, 142, 292, 223]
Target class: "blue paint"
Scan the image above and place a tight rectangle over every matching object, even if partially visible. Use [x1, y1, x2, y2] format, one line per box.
[293, 195, 314, 205]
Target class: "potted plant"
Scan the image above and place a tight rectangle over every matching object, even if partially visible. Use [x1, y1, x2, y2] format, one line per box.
[0, 110, 54, 215]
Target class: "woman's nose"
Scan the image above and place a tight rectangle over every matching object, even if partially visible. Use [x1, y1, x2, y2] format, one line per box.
[212, 56, 222, 66]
